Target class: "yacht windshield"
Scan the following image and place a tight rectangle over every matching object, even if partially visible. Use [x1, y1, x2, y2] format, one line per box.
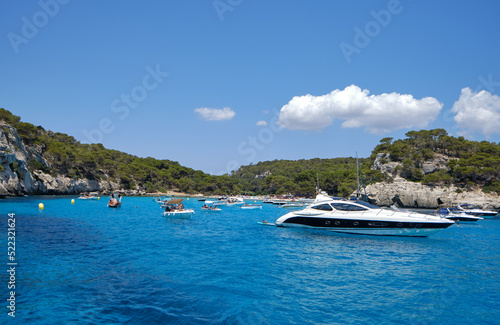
[351, 200, 380, 209]
[311, 204, 333, 211]
[331, 202, 368, 211]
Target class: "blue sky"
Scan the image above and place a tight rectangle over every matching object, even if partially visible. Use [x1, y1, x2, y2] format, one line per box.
[1, 0, 500, 174]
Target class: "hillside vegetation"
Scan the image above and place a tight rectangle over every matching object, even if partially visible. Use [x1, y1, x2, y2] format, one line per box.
[372, 129, 500, 194]
[229, 158, 385, 197]
[0, 108, 240, 195]
[2, 108, 499, 196]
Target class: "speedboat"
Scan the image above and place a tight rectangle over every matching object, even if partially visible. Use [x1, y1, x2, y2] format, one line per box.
[455, 204, 498, 218]
[274, 193, 454, 237]
[226, 197, 245, 206]
[241, 203, 262, 209]
[206, 197, 245, 206]
[79, 192, 99, 200]
[153, 197, 166, 203]
[201, 204, 221, 212]
[107, 193, 122, 208]
[162, 198, 194, 218]
[280, 202, 307, 209]
[435, 207, 483, 222]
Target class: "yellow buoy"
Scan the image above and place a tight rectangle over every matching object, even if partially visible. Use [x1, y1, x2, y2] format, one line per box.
[38, 203, 44, 210]
[71, 199, 75, 204]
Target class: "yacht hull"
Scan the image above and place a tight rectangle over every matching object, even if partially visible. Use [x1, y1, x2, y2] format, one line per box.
[276, 216, 453, 237]
[444, 215, 482, 222]
[465, 211, 497, 218]
[163, 210, 194, 219]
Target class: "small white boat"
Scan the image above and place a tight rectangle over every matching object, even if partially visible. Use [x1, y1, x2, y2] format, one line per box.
[226, 197, 246, 206]
[207, 197, 245, 206]
[79, 192, 99, 200]
[155, 195, 174, 204]
[241, 204, 262, 209]
[107, 193, 122, 208]
[201, 204, 222, 212]
[280, 202, 307, 209]
[162, 198, 194, 218]
[435, 207, 483, 222]
[455, 204, 497, 218]
[163, 210, 195, 218]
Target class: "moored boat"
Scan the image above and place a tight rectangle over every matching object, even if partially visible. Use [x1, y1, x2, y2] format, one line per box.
[280, 202, 307, 209]
[201, 204, 221, 212]
[79, 192, 99, 200]
[107, 193, 122, 208]
[435, 207, 483, 222]
[455, 204, 497, 218]
[241, 203, 262, 209]
[162, 198, 194, 218]
[206, 197, 245, 206]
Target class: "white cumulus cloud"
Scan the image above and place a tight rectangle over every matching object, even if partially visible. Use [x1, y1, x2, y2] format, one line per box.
[451, 87, 500, 137]
[256, 120, 268, 127]
[194, 107, 236, 121]
[276, 85, 443, 134]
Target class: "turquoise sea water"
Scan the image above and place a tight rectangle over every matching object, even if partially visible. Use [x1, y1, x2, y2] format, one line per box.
[0, 196, 499, 324]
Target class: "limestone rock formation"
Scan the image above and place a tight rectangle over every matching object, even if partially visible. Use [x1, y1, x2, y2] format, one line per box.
[372, 152, 456, 178]
[0, 123, 119, 196]
[363, 179, 500, 209]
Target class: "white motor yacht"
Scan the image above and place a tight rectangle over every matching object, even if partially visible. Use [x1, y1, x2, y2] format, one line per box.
[435, 207, 483, 222]
[274, 193, 454, 237]
[456, 204, 498, 218]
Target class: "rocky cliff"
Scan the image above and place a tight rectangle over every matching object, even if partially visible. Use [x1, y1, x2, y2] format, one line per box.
[364, 153, 500, 209]
[372, 152, 455, 178]
[363, 178, 500, 209]
[0, 123, 119, 196]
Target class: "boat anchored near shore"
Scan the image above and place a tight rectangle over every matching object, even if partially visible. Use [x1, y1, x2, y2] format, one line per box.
[241, 203, 262, 209]
[107, 193, 122, 208]
[162, 198, 194, 218]
[435, 207, 484, 222]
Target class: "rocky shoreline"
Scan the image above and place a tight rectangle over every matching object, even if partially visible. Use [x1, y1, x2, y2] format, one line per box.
[363, 178, 500, 209]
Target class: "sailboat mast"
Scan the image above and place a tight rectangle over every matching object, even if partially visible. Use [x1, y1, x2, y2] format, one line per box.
[356, 153, 360, 199]
[316, 173, 319, 195]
